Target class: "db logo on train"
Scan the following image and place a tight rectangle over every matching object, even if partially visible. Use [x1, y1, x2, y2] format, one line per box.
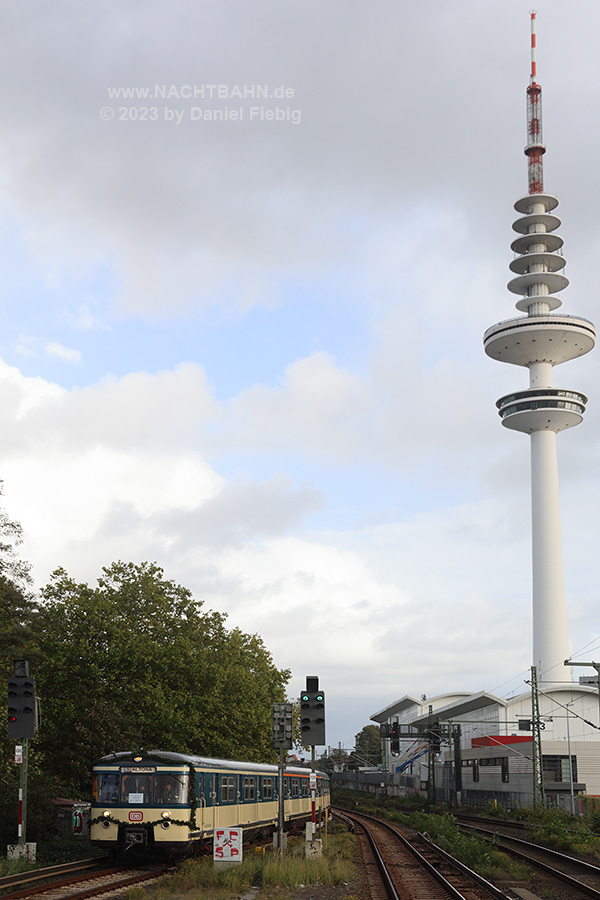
[129, 811, 144, 822]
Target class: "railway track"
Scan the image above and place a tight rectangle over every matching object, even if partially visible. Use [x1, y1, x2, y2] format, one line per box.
[461, 821, 600, 899]
[333, 808, 510, 900]
[0, 858, 169, 900]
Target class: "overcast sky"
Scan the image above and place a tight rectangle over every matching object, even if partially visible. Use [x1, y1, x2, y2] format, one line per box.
[1, 0, 599, 752]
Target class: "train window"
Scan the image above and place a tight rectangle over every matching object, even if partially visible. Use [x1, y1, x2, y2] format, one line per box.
[153, 773, 189, 805]
[291, 778, 299, 797]
[243, 777, 255, 801]
[94, 773, 119, 804]
[263, 777, 273, 800]
[121, 773, 152, 803]
[301, 780, 308, 797]
[221, 775, 236, 803]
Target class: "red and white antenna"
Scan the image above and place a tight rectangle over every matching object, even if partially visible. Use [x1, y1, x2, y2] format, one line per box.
[525, 10, 545, 193]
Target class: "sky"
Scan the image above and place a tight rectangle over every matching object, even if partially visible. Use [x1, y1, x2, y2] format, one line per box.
[1, 0, 600, 753]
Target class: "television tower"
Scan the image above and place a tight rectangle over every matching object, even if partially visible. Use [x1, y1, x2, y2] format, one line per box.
[483, 13, 596, 684]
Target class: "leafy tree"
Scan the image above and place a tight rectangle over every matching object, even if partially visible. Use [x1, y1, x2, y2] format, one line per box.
[0, 480, 38, 667]
[316, 746, 351, 774]
[35, 561, 290, 795]
[352, 724, 382, 768]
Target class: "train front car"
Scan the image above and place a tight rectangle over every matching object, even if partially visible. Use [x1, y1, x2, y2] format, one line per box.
[91, 750, 331, 861]
[91, 751, 197, 860]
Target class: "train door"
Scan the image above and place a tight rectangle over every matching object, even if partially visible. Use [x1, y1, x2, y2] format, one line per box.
[211, 773, 218, 833]
[196, 770, 205, 835]
[261, 775, 274, 824]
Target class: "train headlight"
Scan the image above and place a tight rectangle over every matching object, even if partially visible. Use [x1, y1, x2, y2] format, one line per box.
[102, 810, 111, 817]
[161, 811, 171, 819]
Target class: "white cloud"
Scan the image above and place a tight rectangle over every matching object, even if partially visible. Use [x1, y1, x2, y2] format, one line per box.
[46, 341, 81, 363]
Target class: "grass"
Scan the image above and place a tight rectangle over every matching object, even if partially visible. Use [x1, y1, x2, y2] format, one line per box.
[123, 831, 356, 900]
[333, 786, 600, 873]
[0, 856, 43, 878]
[511, 806, 600, 857]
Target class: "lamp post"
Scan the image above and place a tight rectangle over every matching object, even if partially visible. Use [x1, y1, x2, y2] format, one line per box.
[566, 701, 575, 815]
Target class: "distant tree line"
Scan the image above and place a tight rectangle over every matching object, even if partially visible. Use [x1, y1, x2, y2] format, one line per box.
[0, 483, 291, 848]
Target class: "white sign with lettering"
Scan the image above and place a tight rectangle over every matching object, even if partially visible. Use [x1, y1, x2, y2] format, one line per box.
[214, 827, 243, 862]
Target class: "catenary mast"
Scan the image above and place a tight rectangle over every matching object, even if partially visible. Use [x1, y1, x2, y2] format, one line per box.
[483, 13, 595, 685]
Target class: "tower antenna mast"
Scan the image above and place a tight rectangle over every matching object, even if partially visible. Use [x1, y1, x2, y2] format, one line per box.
[526, 11, 545, 194]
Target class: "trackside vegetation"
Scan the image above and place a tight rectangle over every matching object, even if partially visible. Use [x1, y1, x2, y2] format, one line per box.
[123, 829, 356, 900]
[333, 788, 600, 878]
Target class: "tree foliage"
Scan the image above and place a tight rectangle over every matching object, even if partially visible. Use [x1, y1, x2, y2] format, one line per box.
[0, 480, 37, 669]
[352, 724, 382, 767]
[35, 561, 291, 794]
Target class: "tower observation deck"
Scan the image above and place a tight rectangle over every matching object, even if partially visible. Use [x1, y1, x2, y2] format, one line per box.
[483, 13, 595, 685]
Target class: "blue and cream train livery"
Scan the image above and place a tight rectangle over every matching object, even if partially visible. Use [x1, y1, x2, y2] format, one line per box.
[91, 750, 330, 859]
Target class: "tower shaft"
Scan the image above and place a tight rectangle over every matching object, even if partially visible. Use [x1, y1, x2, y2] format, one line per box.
[530, 429, 570, 682]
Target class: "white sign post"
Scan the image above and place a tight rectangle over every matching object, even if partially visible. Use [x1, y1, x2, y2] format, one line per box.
[213, 827, 243, 869]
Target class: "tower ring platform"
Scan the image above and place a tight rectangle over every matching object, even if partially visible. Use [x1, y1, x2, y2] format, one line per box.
[484, 314, 596, 366]
[496, 387, 588, 433]
[513, 192, 559, 214]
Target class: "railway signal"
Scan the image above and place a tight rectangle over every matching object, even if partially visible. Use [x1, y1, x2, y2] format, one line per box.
[272, 702, 293, 750]
[7, 665, 37, 740]
[390, 723, 399, 755]
[300, 676, 325, 747]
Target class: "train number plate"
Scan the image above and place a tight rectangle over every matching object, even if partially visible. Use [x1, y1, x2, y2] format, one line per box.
[129, 811, 143, 822]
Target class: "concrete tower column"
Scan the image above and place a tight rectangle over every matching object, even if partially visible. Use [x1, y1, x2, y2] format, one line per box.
[530, 428, 570, 682]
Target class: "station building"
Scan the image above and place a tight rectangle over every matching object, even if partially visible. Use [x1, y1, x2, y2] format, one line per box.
[355, 683, 600, 810]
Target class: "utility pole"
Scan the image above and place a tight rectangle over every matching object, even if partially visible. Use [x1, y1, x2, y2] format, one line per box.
[272, 702, 292, 854]
[531, 666, 546, 807]
[427, 705, 435, 804]
[300, 676, 325, 853]
[452, 724, 462, 807]
[6, 660, 38, 860]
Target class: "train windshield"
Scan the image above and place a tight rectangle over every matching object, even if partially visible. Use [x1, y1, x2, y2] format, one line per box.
[94, 772, 119, 804]
[153, 773, 189, 805]
[121, 772, 153, 804]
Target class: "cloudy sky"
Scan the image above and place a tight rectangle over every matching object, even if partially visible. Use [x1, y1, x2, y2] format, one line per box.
[1, 0, 600, 752]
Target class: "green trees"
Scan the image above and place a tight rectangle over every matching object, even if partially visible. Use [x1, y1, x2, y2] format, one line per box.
[353, 724, 382, 767]
[35, 561, 290, 794]
[0, 481, 37, 668]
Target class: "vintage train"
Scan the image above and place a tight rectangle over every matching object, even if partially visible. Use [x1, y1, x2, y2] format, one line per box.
[90, 749, 330, 859]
